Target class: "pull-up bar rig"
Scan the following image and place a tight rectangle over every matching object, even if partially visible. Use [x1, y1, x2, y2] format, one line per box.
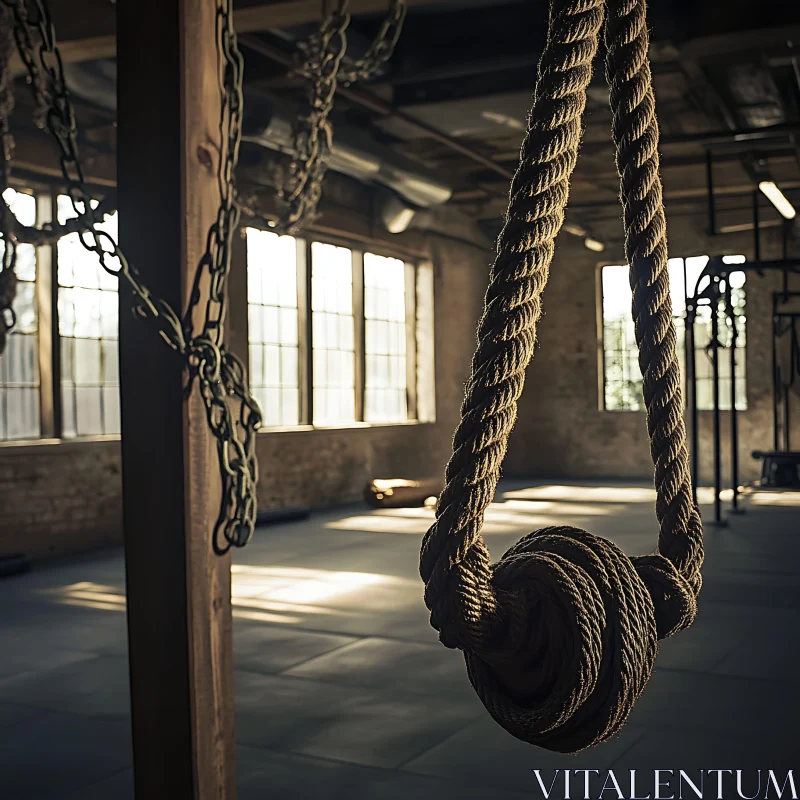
[684, 212, 800, 524]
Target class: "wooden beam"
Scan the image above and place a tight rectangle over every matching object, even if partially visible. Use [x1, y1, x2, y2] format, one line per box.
[14, 0, 458, 73]
[117, 1, 236, 798]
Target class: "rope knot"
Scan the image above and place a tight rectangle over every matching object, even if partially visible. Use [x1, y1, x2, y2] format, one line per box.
[460, 525, 696, 753]
[419, 0, 705, 754]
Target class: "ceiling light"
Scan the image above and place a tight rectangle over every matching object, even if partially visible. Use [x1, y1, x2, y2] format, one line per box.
[758, 181, 796, 220]
[386, 207, 416, 234]
[563, 223, 587, 237]
[584, 237, 605, 252]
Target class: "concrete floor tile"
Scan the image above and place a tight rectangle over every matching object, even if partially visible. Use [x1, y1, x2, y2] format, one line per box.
[282, 636, 471, 698]
[61, 769, 134, 800]
[234, 622, 357, 675]
[629, 667, 800, 751]
[237, 746, 531, 800]
[234, 671, 483, 769]
[0, 648, 95, 682]
[0, 655, 130, 717]
[403, 714, 645, 794]
[610, 724, 794, 772]
[0, 710, 131, 800]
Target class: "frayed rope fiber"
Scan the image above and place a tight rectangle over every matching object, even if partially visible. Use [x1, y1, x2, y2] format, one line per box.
[419, 0, 703, 754]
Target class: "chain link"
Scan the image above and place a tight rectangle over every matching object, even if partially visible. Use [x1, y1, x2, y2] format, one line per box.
[0, 3, 17, 355]
[278, 0, 406, 234]
[0, 0, 262, 554]
[277, 0, 351, 235]
[337, 0, 406, 85]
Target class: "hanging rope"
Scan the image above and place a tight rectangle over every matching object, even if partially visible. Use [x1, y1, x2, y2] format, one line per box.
[420, 0, 703, 753]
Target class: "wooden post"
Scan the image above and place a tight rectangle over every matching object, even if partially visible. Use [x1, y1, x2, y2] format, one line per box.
[117, 1, 236, 798]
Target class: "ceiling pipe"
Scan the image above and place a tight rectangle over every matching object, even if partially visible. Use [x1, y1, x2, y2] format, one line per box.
[238, 34, 514, 182]
[238, 35, 607, 246]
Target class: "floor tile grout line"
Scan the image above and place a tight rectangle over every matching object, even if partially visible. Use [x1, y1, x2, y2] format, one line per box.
[272, 637, 370, 674]
[235, 663, 486, 706]
[236, 622, 442, 650]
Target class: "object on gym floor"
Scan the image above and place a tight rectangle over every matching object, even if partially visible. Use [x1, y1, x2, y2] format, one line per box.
[0, 553, 32, 579]
[752, 451, 800, 489]
[364, 478, 442, 508]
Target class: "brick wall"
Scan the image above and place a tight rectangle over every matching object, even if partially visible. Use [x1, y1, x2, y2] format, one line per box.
[0, 438, 123, 558]
[504, 214, 799, 483]
[0, 233, 490, 559]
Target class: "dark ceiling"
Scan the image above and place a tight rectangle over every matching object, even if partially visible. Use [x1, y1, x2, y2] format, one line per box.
[10, 0, 800, 245]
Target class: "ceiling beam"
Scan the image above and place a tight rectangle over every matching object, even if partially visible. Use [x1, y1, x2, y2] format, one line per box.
[12, 0, 461, 74]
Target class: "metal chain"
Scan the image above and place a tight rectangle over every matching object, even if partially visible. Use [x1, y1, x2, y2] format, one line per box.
[278, 0, 351, 234]
[279, 0, 406, 234]
[1, 0, 262, 554]
[0, 3, 17, 355]
[337, 0, 406, 85]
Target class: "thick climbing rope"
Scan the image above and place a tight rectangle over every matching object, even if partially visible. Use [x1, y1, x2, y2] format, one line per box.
[420, 0, 704, 754]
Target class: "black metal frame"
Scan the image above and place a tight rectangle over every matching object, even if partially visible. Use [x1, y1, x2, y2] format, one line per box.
[687, 160, 800, 520]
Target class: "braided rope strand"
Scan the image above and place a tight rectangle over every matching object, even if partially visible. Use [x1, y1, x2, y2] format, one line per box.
[419, 0, 703, 753]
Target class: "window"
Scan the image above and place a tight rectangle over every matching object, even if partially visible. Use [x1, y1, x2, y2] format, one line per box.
[57, 195, 121, 436]
[601, 256, 746, 411]
[247, 228, 300, 427]
[675, 255, 747, 412]
[311, 242, 355, 425]
[245, 230, 431, 429]
[364, 252, 407, 423]
[0, 188, 39, 440]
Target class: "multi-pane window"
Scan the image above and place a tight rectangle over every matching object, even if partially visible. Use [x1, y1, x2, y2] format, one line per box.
[601, 255, 746, 411]
[247, 228, 300, 427]
[57, 195, 121, 436]
[245, 230, 428, 429]
[0, 188, 39, 440]
[311, 242, 355, 425]
[364, 253, 407, 423]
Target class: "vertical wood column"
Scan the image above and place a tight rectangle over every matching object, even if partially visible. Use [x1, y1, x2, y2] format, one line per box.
[117, 1, 236, 798]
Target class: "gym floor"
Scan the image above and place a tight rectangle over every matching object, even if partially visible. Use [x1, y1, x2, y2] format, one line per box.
[0, 480, 797, 799]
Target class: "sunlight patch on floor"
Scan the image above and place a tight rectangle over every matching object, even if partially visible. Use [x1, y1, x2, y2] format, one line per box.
[325, 496, 614, 535]
[45, 566, 412, 624]
[503, 485, 657, 504]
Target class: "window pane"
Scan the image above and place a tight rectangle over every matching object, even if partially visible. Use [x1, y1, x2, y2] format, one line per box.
[246, 228, 300, 427]
[363, 253, 408, 423]
[57, 196, 120, 436]
[0, 188, 40, 440]
[311, 242, 355, 425]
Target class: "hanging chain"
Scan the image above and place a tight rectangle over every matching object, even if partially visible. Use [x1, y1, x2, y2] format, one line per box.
[1, 0, 262, 554]
[337, 0, 406, 85]
[279, 0, 406, 234]
[0, 3, 17, 355]
[278, 0, 351, 234]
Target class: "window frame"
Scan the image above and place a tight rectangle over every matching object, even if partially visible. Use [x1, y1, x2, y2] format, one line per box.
[0, 188, 123, 445]
[246, 225, 423, 431]
[0, 196, 430, 445]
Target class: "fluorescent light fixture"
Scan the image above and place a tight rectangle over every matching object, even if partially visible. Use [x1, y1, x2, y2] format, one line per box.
[563, 223, 587, 237]
[385, 206, 416, 234]
[584, 236, 605, 252]
[758, 181, 796, 220]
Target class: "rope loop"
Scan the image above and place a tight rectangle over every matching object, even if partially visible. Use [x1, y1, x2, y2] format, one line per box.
[420, 0, 704, 753]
